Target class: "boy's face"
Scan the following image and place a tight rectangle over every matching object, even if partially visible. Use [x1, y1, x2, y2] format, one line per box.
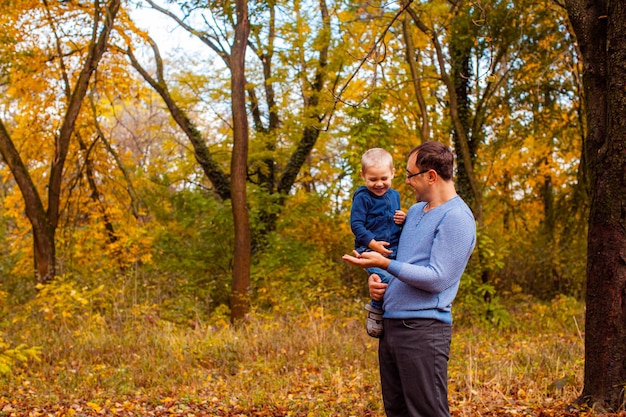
[360, 164, 395, 197]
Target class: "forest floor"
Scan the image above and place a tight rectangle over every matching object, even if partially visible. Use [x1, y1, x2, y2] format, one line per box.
[0, 295, 624, 416]
[0, 398, 623, 417]
[1, 391, 625, 416]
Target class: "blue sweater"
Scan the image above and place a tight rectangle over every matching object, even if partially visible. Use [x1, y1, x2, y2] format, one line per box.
[384, 196, 476, 324]
[350, 186, 402, 256]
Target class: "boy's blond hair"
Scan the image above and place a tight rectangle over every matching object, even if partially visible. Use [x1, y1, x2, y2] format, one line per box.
[361, 148, 394, 172]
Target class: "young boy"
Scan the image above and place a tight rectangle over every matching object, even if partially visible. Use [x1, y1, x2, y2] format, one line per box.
[350, 148, 405, 337]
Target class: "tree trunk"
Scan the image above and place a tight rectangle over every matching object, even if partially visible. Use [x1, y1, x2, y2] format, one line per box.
[448, 1, 479, 212]
[565, 0, 626, 411]
[0, 121, 56, 282]
[229, 0, 251, 323]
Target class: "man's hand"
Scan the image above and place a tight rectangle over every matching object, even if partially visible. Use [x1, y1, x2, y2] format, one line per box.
[368, 273, 387, 301]
[342, 250, 391, 269]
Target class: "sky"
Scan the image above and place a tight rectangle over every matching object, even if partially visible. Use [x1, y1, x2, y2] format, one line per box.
[130, 5, 206, 56]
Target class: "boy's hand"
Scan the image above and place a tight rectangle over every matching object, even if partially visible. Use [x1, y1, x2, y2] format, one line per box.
[368, 239, 392, 256]
[368, 273, 387, 301]
[394, 210, 406, 225]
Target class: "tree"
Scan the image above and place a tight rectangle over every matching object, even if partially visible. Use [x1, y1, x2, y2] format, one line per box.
[563, 0, 626, 411]
[133, 0, 335, 237]
[404, 1, 483, 224]
[0, 0, 121, 283]
[229, 0, 252, 321]
[124, 0, 337, 320]
[391, 0, 587, 299]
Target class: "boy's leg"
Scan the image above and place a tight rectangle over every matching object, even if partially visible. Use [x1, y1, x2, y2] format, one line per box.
[365, 304, 384, 338]
[364, 267, 389, 338]
[368, 268, 391, 311]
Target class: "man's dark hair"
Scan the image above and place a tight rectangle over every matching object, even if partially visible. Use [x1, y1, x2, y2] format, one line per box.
[409, 141, 454, 181]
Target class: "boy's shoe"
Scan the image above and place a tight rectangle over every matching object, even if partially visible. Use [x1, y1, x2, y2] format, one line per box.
[365, 304, 384, 338]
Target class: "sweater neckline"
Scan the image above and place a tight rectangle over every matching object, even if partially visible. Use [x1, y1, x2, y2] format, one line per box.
[423, 195, 459, 212]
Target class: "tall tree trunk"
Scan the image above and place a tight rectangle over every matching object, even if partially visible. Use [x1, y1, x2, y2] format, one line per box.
[565, 0, 626, 411]
[448, 1, 478, 211]
[229, 0, 251, 322]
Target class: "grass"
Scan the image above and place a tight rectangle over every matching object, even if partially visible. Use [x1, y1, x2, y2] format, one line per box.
[0, 295, 586, 416]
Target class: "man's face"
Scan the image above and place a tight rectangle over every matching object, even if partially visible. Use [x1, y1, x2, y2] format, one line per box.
[361, 164, 395, 197]
[405, 152, 429, 201]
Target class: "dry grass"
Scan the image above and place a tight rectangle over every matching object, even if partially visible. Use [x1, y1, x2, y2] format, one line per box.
[0, 296, 586, 415]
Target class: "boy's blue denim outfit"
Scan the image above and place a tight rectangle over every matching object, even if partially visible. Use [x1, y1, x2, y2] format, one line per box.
[350, 186, 403, 310]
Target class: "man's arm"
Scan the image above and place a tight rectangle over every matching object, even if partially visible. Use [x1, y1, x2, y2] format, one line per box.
[387, 209, 476, 293]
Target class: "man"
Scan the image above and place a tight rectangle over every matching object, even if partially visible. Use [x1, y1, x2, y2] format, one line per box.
[343, 141, 476, 417]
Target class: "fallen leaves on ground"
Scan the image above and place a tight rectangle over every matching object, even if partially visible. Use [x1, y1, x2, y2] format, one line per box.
[1, 394, 625, 417]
